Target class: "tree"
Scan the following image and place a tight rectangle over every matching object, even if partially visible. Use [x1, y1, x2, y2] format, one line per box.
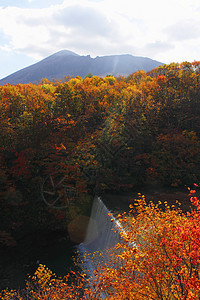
[90, 192, 200, 299]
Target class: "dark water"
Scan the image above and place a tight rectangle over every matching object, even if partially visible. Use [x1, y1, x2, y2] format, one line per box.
[0, 230, 76, 291]
[1, 188, 190, 292]
[102, 188, 191, 214]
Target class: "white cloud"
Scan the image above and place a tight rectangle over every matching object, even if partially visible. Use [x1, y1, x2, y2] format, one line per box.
[0, 0, 200, 65]
[165, 19, 200, 41]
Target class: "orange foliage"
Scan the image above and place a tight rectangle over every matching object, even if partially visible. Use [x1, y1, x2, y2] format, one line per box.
[0, 264, 89, 299]
[1, 193, 200, 299]
[1, 63, 200, 192]
[89, 192, 200, 299]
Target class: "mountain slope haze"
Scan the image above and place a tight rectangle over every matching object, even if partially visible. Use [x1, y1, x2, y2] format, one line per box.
[0, 50, 163, 85]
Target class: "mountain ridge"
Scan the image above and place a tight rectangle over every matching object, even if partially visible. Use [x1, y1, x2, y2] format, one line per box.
[0, 50, 163, 85]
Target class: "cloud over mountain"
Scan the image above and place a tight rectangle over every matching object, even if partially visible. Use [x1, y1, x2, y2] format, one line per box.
[1, 0, 200, 79]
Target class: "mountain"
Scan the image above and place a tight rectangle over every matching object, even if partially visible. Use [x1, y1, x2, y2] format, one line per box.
[0, 50, 163, 85]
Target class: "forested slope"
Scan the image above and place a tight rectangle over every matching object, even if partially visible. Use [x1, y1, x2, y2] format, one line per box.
[1, 61, 200, 242]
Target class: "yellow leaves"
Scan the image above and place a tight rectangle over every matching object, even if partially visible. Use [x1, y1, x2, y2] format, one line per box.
[115, 243, 122, 250]
[34, 264, 53, 287]
[2, 68, 200, 299]
[60, 143, 66, 150]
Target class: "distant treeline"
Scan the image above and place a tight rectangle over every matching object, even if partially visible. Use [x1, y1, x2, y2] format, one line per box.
[1, 61, 200, 238]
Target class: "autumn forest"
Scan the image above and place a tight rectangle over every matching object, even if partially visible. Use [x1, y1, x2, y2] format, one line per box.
[1, 62, 200, 299]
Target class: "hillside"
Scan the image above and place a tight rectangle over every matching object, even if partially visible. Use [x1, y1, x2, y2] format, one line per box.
[1, 62, 200, 298]
[0, 50, 163, 85]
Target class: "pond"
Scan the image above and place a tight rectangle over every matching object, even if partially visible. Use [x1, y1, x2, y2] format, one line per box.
[102, 187, 192, 214]
[0, 187, 192, 292]
[0, 229, 76, 291]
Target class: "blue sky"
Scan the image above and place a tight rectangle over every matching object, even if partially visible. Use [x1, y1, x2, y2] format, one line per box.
[0, 0, 200, 79]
